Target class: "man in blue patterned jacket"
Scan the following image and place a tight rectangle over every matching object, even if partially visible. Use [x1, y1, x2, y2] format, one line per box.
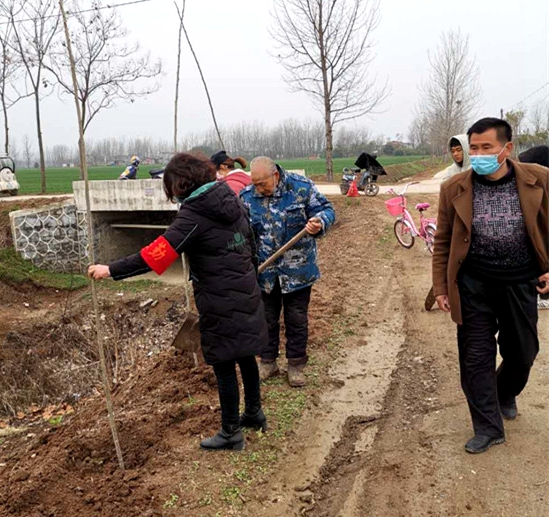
[240, 156, 336, 387]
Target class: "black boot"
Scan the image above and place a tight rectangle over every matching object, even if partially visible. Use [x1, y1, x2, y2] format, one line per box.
[200, 425, 244, 451]
[240, 408, 268, 432]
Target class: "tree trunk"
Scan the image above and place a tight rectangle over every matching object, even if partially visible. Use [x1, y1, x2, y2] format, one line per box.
[2, 96, 8, 154]
[325, 114, 334, 182]
[174, 6, 183, 153]
[317, 3, 334, 182]
[34, 92, 46, 192]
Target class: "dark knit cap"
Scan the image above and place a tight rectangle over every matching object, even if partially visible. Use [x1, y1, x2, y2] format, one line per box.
[210, 150, 229, 167]
[519, 145, 549, 168]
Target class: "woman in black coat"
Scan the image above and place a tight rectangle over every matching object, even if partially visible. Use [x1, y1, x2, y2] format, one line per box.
[88, 153, 268, 451]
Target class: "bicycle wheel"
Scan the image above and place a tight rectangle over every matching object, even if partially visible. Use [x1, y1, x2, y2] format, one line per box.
[394, 218, 414, 249]
[365, 183, 380, 196]
[425, 223, 436, 254]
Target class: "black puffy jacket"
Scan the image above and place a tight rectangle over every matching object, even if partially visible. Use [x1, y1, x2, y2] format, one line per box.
[109, 182, 267, 364]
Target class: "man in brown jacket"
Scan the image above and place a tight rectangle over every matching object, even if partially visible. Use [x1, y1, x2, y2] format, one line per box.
[432, 117, 549, 454]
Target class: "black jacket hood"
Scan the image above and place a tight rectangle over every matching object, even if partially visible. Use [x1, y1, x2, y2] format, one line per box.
[184, 181, 242, 224]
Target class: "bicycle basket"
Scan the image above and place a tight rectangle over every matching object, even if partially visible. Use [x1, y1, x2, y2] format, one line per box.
[384, 196, 405, 216]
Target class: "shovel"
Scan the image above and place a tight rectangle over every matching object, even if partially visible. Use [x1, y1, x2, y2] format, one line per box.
[170, 227, 309, 357]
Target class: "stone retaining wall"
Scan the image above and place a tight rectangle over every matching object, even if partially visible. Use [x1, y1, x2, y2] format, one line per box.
[9, 202, 87, 273]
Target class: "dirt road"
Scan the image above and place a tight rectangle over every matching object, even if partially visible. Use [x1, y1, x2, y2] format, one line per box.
[1, 194, 548, 516]
[243, 195, 549, 517]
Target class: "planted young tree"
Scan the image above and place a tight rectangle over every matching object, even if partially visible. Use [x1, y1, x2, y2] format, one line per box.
[173, 1, 184, 153]
[416, 29, 481, 155]
[47, 0, 161, 178]
[174, 0, 224, 150]
[4, 0, 60, 192]
[271, 0, 387, 181]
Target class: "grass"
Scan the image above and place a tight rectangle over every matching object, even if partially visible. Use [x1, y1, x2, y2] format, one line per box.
[0, 248, 89, 289]
[280, 155, 427, 177]
[13, 156, 429, 194]
[263, 388, 307, 439]
[0, 246, 161, 292]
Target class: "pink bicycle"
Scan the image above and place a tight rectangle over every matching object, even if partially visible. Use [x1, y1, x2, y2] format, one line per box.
[384, 182, 437, 254]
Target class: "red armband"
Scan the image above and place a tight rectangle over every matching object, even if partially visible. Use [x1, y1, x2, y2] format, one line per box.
[140, 236, 179, 275]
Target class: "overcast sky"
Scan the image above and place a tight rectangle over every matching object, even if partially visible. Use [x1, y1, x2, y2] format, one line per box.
[6, 0, 549, 152]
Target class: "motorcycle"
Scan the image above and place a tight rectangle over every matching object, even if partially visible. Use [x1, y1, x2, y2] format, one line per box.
[149, 168, 164, 179]
[339, 152, 387, 197]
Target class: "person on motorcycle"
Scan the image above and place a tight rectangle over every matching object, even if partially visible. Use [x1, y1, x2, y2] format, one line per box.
[210, 150, 251, 194]
[118, 155, 140, 180]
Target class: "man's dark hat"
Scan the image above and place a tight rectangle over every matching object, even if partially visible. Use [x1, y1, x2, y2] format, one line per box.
[210, 150, 229, 167]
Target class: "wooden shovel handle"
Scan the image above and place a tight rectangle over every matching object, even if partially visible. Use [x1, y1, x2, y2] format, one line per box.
[258, 228, 309, 274]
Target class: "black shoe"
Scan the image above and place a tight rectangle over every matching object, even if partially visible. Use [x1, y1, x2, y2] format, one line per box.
[240, 408, 268, 432]
[500, 400, 518, 420]
[464, 434, 505, 454]
[200, 427, 244, 451]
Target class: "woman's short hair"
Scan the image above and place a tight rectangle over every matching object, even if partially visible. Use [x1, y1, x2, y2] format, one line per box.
[163, 152, 216, 201]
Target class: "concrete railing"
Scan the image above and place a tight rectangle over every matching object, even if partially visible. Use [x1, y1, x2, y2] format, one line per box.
[73, 179, 176, 212]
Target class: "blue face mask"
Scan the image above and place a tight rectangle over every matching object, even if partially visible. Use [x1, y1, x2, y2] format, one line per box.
[470, 146, 507, 176]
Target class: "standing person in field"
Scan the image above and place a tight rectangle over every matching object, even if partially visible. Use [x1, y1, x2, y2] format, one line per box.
[210, 150, 251, 194]
[89, 153, 268, 451]
[240, 156, 336, 387]
[432, 117, 549, 454]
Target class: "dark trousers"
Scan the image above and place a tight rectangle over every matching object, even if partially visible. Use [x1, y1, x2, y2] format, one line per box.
[212, 355, 261, 430]
[261, 280, 312, 366]
[457, 271, 539, 438]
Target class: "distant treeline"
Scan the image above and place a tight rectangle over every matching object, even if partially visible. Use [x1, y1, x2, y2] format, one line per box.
[10, 120, 423, 167]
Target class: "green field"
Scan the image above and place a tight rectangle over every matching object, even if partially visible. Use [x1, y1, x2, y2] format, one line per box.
[13, 156, 428, 194]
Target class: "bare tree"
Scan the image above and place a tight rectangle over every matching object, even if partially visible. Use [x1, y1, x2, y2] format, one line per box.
[9, 137, 18, 163]
[408, 113, 433, 155]
[23, 134, 33, 168]
[46, 0, 161, 140]
[173, 1, 185, 153]
[504, 109, 526, 145]
[0, 3, 29, 154]
[178, 0, 224, 149]
[529, 104, 545, 134]
[271, 0, 387, 181]
[416, 29, 481, 155]
[4, 0, 60, 192]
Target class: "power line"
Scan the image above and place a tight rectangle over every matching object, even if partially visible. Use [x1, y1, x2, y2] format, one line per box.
[505, 82, 549, 112]
[0, 0, 153, 26]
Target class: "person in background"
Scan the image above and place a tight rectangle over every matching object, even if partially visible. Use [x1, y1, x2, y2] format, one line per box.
[89, 153, 268, 451]
[432, 117, 549, 454]
[118, 155, 140, 180]
[433, 135, 472, 181]
[210, 150, 251, 194]
[240, 156, 335, 387]
[518, 144, 549, 309]
[425, 135, 473, 310]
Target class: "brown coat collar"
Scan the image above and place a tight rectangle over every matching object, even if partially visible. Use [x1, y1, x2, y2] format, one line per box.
[451, 159, 543, 237]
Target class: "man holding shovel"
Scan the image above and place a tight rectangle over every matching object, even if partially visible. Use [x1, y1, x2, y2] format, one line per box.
[240, 156, 335, 387]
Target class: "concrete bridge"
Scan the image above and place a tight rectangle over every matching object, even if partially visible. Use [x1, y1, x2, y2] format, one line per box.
[9, 177, 441, 274]
[10, 180, 178, 273]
